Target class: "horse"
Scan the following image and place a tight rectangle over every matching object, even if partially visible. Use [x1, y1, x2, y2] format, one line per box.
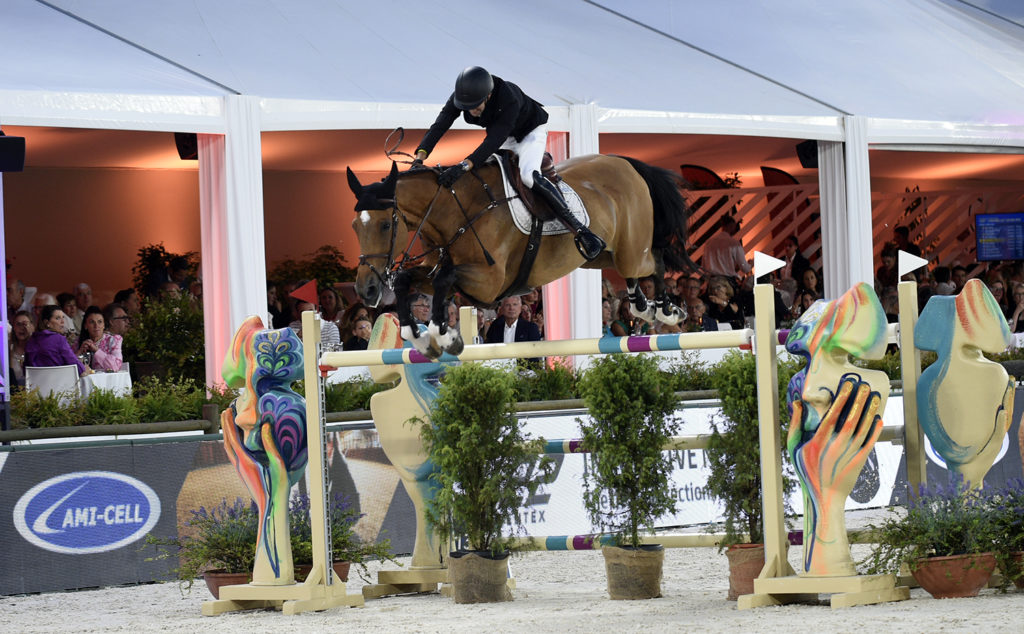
[346, 153, 695, 356]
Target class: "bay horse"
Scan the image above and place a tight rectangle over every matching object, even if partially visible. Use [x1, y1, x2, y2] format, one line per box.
[346, 153, 695, 356]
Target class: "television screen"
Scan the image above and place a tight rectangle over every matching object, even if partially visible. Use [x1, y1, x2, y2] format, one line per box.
[975, 212, 1024, 261]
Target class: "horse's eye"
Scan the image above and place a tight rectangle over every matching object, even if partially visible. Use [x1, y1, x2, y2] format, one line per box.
[381, 221, 391, 231]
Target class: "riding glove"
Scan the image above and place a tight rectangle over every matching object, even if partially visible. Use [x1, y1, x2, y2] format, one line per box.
[438, 162, 469, 188]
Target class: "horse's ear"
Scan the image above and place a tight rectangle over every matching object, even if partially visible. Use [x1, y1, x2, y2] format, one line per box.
[385, 161, 398, 185]
[346, 167, 363, 197]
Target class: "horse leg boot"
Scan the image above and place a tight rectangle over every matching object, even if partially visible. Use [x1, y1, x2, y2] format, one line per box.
[531, 171, 606, 261]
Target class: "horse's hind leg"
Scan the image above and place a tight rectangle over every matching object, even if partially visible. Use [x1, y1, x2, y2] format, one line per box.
[651, 252, 685, 325]
[626, 278, 656, 323]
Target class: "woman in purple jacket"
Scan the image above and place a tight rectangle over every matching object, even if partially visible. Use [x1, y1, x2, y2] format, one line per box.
[25, 304, 90, 376]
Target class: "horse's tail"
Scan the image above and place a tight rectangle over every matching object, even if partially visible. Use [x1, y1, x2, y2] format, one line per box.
[615, 156, 699, 273]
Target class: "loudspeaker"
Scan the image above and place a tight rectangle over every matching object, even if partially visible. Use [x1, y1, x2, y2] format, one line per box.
[174, 132, 198, 161]
[795, 140, 818, 169]
[0, 134, 26, 172]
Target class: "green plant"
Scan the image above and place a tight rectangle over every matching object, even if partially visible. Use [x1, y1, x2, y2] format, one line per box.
[267, 244, 356, 290]
[512, 361, 578, 402]
[134, 376, 201, 422]
[289, 493, 397, 582]
[577, 353, 681, 548]
[984, 478, 1024, 587]
[131, 243, 199, 299]
[80, 388, 139, 425]
[663, 350, 714, 392]
[9, 388, 83, 427]
[122, 294, 205, 380]
[144, 498, 258, 590]
[418, 363, 554, 555]
[704, 350, 797, 548]
[860, 481, 997, 575]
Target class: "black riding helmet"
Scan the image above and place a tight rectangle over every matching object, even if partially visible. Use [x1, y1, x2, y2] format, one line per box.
[453, 66, 493, 110]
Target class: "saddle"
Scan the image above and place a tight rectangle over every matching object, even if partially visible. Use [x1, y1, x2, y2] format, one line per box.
[493, 150, 560, 222]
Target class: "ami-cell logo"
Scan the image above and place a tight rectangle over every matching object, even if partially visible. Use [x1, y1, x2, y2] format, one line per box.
[13, 471, 161, 554]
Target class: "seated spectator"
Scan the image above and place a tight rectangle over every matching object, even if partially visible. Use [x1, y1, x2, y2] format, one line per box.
[339, 302, 373, 343]
[1008, 283, 1024, 334]
[344, 316, 373, 351]
[933, 266, 955, 295]
[601, 298, 614, 337]
[159, 281, 182, 299]
[410, 293, 431, 326]
[289, 301, 341, 348]
[319, 287, 345, 325]
[790, 289, 819, 321]
[880, 286, 899, 323]
[57, 292, 80, 345]
[875, 245, 899, 292]
[703, 276, 744, 330]
[32, 293, 57, 329]
[114, 288, 142, 317]
[103, 303, 131, 338]
[77, 306, 123, 372]
[7, 276, 34, 317]
[9, 310, 34, 389]
[73, 283, 92, 330]
[267, 282, 287, 329]
[797, 267, 823, 299]
[778, 235, 811, 286]
[445, 301, 459, 332]
[681, 276, 705, 313]
[611, 297, 649, 337]
[521, 287, 541, 317]
[484, 295, 541, 344]
[985, 274, 1008, 314]
[951, 265, 968, 293]
[25, 305, 90, 376]
[683, 299, 715, 332]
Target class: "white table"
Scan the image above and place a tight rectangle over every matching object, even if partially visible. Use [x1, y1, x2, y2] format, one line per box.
[79, 371, 133, 399]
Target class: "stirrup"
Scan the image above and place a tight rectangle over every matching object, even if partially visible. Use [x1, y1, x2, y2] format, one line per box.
[574, 231, 606, 261]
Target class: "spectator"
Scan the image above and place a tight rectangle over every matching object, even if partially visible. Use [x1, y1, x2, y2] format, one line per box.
[446, 301, 459, 331]
[57, 292, 80, 343]
[319, 287, 345, 325]
[159, 281, 182, 299]
[77, 306, 123, 372]
[268, 282, 287, 329]
[703, 276, 744, 330]
[146, 256, 190, 298]
[531, 306, 545, 339]
[7, 276, 33, 317]
[893, 225, 922, 257]
[409, 293, 431, 326]
[798, 267, 823, 299]
[601, 298, 614, 337]
[986, 274, 1008, 314]
[1009, 283, 1024, 333]
[876, 244, 898, 292]
[344, 316, 372, 351]
[880, 286, 899, 323]
[933, 266, 955, 295]
[339, 302, 373, 343]
[683, 299, 715, 332]
[8, 309, 34, 389]
[484, 295, 541, 344]
[73, 283, 92, 326]
[521, 287, 541, 317]
[790, 289, 819, 321]
[701, 215, 751, 283]
[290, 301, 341, 348]
[25, 304, 90, 376]
[951, 266, 968, 293]
[103, 303, 131, 337]
[681, 276, 704, 313]
[611, 297, 649, 337]
[778, 236, 811, 287]
[114, 288, 142, 317]
[32, 293, 57, 328]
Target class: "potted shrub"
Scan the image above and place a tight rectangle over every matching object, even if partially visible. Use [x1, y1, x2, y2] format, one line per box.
[860, 480, 997, 598]
[289, 492, 398, 583]
[144, 498, 257, 598]
[984, 478, 1024, 589]
[704, 350, 798, 600]
[418, 363, 554, 604]
[577, 353, 681, 600]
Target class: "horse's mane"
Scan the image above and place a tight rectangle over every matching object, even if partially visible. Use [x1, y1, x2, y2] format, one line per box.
[614, 156, 698, 273]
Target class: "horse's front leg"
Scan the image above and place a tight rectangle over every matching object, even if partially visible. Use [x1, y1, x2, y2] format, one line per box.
[394, 271, 421, 344]
[427, 257, 462, 355]
[655, 292, 685, 325]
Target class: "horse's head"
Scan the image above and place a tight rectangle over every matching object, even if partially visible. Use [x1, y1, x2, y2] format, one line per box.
[347, 163, 408, 307]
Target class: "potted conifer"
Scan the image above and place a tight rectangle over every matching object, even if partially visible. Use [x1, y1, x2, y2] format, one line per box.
[577, 353, 681, 600]
[418, 363, 554, 603]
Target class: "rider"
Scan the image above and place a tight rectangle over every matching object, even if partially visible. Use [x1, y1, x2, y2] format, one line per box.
[413, 66, 606, 261]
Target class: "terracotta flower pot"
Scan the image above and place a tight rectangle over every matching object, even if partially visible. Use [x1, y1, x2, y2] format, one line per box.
[911, 552, 997, 599]
[602, 544, 664, 600]
[294, 561, 351, 583]
[725, 543, 764, 601]
[203, 570, 251, 599]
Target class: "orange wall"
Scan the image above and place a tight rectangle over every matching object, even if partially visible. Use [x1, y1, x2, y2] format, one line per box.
[2, 167, 376, 305]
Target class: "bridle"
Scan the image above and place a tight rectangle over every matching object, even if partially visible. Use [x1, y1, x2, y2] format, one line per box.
[356, 167, 517, 285]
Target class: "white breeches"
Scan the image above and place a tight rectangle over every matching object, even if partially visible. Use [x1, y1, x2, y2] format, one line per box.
[500, 124, 548, 188]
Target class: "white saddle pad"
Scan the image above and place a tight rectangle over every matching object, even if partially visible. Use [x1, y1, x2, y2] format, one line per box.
[493, 155, 590, 236]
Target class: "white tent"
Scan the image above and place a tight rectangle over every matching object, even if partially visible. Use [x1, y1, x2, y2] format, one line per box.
[3, 0, 1024, 384]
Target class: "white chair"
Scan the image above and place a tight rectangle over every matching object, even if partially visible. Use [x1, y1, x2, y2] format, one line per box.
[25, 365, 81, 405]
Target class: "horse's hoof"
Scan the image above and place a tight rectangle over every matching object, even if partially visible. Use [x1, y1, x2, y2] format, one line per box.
[631, 303, 656, 323]
[432, 322, 457, 351]
[658, 304, 685, 326]
[443, 332, 465, 356]
[422, 338, 443, 360]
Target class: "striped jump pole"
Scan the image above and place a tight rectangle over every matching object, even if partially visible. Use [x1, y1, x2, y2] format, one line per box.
[320, 329, 753, 369]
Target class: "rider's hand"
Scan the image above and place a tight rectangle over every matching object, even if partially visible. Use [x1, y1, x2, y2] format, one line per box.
[438, 161, 469, 188]
[412, 150, 427, 168]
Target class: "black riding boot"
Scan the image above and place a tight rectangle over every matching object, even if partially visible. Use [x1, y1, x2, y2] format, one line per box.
[531, 171, 606, 261]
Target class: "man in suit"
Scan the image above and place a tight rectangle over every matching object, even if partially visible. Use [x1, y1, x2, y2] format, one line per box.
[485, 295, 541, 344]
